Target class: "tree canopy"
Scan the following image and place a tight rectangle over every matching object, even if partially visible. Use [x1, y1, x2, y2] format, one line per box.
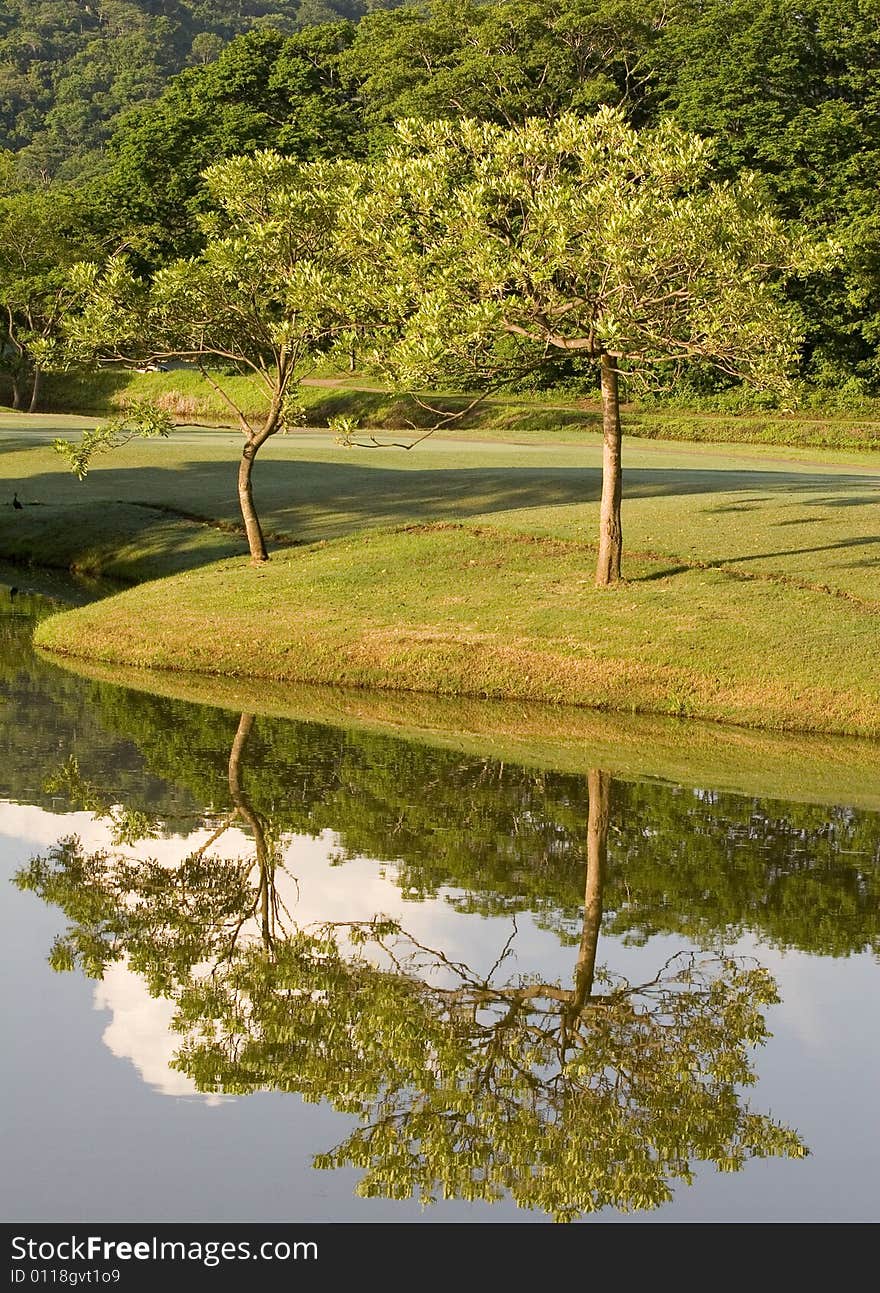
[347, 110, 815, 581]
[61, 150, 363, 559]
[3, 0, 876, 393]
[93, 23, 366, 262]
[0, 176, 103, 410]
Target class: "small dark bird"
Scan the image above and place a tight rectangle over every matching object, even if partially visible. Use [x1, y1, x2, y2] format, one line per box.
[12, 492, 23, 510]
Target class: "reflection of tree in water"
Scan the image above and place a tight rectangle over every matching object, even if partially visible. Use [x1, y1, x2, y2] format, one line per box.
[0, 596, 201, 819]
[17, 726, 807, 1221]
[18, 714, 290, 993]
[65, 682, 880, 958]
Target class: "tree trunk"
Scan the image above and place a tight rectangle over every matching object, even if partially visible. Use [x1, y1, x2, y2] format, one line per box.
[11, 377, 23, 411]
[239, 441, 269, 563]
[572, 768, 610, 1009]
[228, 712, 274, 948]
[596, 353, 623, 586]
[28, 365, 42, 414]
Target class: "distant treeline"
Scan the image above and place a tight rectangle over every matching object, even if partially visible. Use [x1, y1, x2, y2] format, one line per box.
[0, 1, 407, 177]
[2, 0, 880, 396]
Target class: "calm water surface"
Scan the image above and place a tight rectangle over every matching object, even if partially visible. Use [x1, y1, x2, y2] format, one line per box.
[1, 580, 878, 1223]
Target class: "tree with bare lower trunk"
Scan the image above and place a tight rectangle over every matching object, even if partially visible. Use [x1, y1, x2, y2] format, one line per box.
[59, 153, 360, 563]
[0, 184, 101, 415]
[351, 110, 824, 585]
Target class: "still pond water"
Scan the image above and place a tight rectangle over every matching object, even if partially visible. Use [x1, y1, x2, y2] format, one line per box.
[1, 578, 878, 1223]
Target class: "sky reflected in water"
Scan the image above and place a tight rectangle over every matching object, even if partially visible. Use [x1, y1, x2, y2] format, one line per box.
[1, 586, 878, 1223]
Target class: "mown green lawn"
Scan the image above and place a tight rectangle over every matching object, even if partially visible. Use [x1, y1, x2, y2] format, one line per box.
[2, 419, 878, 597]
[4, 412, 879, 735]
[34, 522, 880, 737]
[28, 366, 880, 451]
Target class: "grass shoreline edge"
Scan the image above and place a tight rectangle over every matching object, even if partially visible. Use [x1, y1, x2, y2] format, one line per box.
[32, 521, 880, 743]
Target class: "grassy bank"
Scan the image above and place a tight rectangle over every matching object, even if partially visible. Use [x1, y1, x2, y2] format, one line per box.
[30, 367, 880, 451]
[34, 522, 880, 738]
[9, 417, 880, 737]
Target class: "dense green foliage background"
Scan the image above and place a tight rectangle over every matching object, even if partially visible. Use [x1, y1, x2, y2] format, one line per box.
[2, 0, 880, 395]
[0, 1, 404, 178]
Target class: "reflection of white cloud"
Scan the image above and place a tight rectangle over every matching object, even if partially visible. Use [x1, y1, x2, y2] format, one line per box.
[0, 800, 258, 864]
[280, 831, 546, 982]
[83, 823, 561, 1102]
[94, 961, 226, 1104]
[3, 801, 583, 1101]
[0, 802, 97, 848]
[724, 936, 839, 1053]
[82, 829, 425, 1104]
[6, 802, 703, 1100]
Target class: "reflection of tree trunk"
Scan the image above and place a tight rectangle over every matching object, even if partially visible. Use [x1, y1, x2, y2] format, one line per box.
[228, 712, 273, 946]
[572, 769, 610, 1009]
[28, 365, 42, 414]
[596, 354, 623, 587]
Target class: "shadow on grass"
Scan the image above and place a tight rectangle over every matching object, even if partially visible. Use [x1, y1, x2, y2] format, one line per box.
[2, 454, 879, 579]
[636, 534, 880, 586]
[638, 566, 693, 582]
[719, 535, 880, 563]
[0, 498, 248, 582]
[11, 455, 879, 506]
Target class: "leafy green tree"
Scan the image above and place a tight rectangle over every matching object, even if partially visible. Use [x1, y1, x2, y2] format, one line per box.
[0, 181, 101, 410]
[352, 110, 815, 584]
[0, 1, 378, 180]
[296, 0, 365, 27]
[0, 1, 194, 179]
[654, 0, 880, 390]
[60, 151, 360, 561]
[342, 0, 668, 132]
[189, 31, 225, 64]
[96, 24, 364, 263]
[1, 0, 878, 398]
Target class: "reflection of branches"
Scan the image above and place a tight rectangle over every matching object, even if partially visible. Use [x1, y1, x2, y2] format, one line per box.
[15, 835, 255, 993]
[33, 714, 298, 977]
[43, 755, 162, 847]
[227, 713, 288, 950]
[172, 908, 806, 1221]
[20, 745, 808, 1222]
[486, 917, 519, 982]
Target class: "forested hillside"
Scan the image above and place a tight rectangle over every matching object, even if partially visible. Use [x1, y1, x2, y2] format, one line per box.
[0, 0, 405, 176]
[2, 0, 879, 401]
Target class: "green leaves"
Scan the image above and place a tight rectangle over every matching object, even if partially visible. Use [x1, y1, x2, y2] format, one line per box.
[53, 400, 174, 480]
[350, 108, 822, 399]
[67, 151, 366, 412]
[0, 183, 104, 407]
[18, 709, 832, 1220]
[173, 924, 807, 1221]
